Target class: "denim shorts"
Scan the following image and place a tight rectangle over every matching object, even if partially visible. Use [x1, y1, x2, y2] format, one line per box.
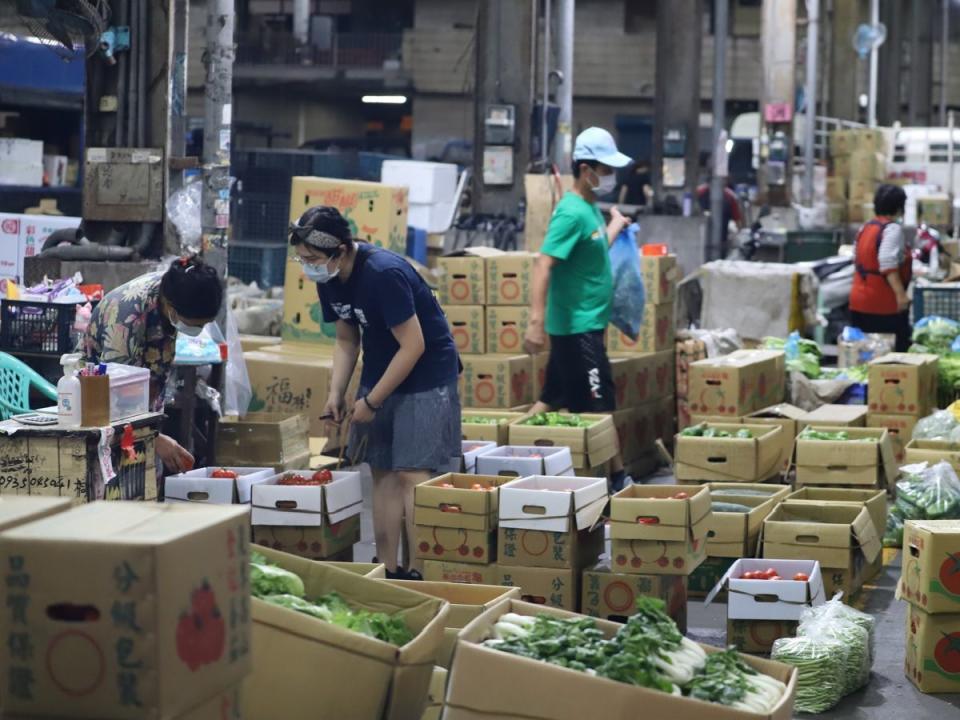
[349, 381, 461, 472]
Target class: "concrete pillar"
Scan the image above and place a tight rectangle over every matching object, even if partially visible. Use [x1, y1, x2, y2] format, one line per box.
[908, 0, 934, 125]
[877, 0, 903, 126]
[472, 0, 534, 216]
[828, 0, 861, 120]
[652, 0, 702, 203]
[761, 0, 796, 205]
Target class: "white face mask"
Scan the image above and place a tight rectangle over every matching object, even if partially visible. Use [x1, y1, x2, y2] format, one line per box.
[174, 320, 205, 337]
[591, 169, 617, 196]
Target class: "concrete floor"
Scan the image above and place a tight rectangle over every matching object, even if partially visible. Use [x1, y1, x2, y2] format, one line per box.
[353, 470, 960, 719]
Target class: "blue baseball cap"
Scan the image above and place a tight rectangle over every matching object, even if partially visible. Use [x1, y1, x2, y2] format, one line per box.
[572, 127, 632, 168]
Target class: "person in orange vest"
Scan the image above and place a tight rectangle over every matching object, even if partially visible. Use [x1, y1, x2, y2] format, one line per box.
[849, 184, 912, 351]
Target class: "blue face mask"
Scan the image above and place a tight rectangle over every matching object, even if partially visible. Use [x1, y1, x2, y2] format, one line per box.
[303, 259, 339, 284]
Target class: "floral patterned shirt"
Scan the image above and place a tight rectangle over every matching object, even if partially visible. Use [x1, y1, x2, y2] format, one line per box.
[82, 272, 175, 411]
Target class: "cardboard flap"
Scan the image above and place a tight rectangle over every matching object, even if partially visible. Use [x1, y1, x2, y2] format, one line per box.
[851, 506, 881, 563]
[871, 352, 938, 367]
[442, 246, 504, 259]
[878, 432, 899, 485]
[748, 403, 807, 421]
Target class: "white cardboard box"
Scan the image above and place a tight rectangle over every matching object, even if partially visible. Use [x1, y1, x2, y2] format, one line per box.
[0, 138, 43, 186]
[475, 445, 575, 479]
[251, 470, 362, 526]
[705, 558, 826, 621]
[408, 201, 456, 233]
[457, 440, 499, 474]
[164, 466, 275, 504]
[381, 159, 458, 204]
[498, 475, 608, 533]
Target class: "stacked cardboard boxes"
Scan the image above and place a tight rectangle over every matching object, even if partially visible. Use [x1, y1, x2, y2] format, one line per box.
[676, 336, 710, 430]
[900, 520, 960, 693]
[829, 128, 888, 224]
[496, 476, 607, 611]
[793, 426, 897, 490]
[607, 253, 678, 355]
[674, 422, 784, 484]
[867, 353, 940, 469]
[508, 413, 617, 475]
[686, 349, 786, 420]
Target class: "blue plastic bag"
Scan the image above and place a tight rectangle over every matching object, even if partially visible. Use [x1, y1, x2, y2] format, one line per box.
[608, 223, 645, 341]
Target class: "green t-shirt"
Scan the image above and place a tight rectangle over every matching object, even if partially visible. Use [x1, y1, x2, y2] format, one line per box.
[539, 192, 612, 336]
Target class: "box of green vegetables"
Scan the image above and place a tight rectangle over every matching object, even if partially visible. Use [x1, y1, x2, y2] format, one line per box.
[246, 547, 449, 720]
[674, 423, 784, 483]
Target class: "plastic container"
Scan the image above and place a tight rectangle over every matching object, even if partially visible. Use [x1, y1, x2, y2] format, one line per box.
[105, 363, 150, 421]
[642, 243, 668, 257]
[57, 353, 82, 428]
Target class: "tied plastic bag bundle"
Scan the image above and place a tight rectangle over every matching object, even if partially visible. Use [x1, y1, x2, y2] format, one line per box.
[911, 315, 960, 355]
[771, 635, 849, 714]
[912, 410, 959, 441]
[797, 595, 873, 694]
[763, 331, 822, 379]
[884, 461, 960, 547]
[803, 594, 876, 663]
[608, 222, 645, 341]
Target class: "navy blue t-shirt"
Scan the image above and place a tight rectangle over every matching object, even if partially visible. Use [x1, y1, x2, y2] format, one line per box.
[319, 243, 460, 394]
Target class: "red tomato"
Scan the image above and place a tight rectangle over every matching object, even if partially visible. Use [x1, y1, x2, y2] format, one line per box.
[672, 491, 689, 500]
[793, 572, 810, 582]
[939, 553, 960, 596]
[471, 483, 485, 491]
[764, 568, 778, 579]
[742, 571, 758, 580]
[637, 517, 659, 525]
[934, 632, 960, 674]
[312, 469, 333, 485]
[211, 468, 238, 479]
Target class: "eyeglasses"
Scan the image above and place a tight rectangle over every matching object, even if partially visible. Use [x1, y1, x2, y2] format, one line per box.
[292, 254, 327, 266]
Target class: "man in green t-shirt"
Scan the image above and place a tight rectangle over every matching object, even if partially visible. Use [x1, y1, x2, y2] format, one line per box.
[524, 127, 633, 490]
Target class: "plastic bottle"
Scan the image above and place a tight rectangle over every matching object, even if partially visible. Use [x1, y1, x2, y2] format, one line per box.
[57, 353, 83, 427]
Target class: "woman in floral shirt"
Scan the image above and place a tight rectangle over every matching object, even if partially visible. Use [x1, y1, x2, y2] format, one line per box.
[83, 256, 223, 472]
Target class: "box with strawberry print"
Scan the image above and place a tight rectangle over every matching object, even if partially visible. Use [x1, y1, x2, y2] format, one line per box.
[165, 466, 275, 505]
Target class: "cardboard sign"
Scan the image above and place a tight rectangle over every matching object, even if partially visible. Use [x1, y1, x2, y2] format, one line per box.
[674, 422, 783, 483]
[868, 353, 939, 417]
[476, 446, 575, 480]
[905, 604, 960, 693]
[460, 354, 533, 409]
[486, 252, 534, 306]
[0, 503, 251, 718]
[508, 414, 616, 470]
[164, 466, 275, 505]
[794, 426, 897, 487]
[640, 254, 679, 305]
[496, 566, 579, 611]
[497, 475, 607, 534]
[461, 410, 523, 445]
[803, 404, 867, 428]
[687, 350, 786, 418]
[445, 305, 486, 354]
[423, 559, 499, 585]
[497, 525, 603, 570]
[899, 519, 960, 615]
[581, 564, 687, 631]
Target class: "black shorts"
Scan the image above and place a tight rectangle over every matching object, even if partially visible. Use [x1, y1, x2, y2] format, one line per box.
[540, 330, 616, 413]
[849, 310, 911, 352]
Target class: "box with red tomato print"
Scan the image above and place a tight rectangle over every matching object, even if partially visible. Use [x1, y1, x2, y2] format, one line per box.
[508, 413, 616, 470]
[0, 502, 251, 718]
[905, 603, 960, 693]
[164, 466, 275, 505]
[607, 302, 676, 353]
[640, 254, 679, 304]
[610, 350, 674, 407]
[485, 252, 534, 306]
[251, 469, 362, 560]
[459, 354, 533, 409]
[868, 353, 939, 416]
[609, 485, 712, 576]
[899, 520, 960, 615]
[581, 562, 688, 632]
[414, 473, 510, 565]
[687, 349, 786, 418]
[486, 306, 531, 354]
[445, 305, 485, 354]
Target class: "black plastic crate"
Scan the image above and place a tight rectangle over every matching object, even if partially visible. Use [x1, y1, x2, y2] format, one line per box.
[913, 284, 960, 322]
[0, 299, 78, 355]
[228, 242, 288, 288]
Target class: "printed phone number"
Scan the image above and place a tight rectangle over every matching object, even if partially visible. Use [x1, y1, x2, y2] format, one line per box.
[0, 476, 83, 493]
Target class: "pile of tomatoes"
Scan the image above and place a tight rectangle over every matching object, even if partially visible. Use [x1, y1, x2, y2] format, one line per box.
[438, 482, 495, 491]
[210, 468, 239, 480]
[739, 568, 810, 582]
[277, 469, 334, 486]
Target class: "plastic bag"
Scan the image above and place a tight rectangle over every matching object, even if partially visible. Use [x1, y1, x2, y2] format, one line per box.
[912, 316, 960, 355]
[797, 617, 869, 696]
[167, 180, 202, 250]
[912, 410, 959, 441]
[608, 223, 645, 341]
[222, 308, 252, 416]
[885, 461, 960, 546]
[800, 592, 876, 664]
[771, 635, 849, 713]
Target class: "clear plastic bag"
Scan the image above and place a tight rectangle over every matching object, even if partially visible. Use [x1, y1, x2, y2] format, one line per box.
[895, 461, 960, 522]
[771, 635, 849, 713]
[912, 410, 959, 441]
[167, 180, 202, 250]
[608, 223, 645, 341]
[797, 616, 869, 697]
[799, 592, 876, 668]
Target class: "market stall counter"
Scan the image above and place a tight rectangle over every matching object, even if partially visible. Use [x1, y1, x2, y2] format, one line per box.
[0, 410, 162, 502]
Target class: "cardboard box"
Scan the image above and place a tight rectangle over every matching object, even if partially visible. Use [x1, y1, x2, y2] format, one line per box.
[485, 305, 530, 354]
[706, 559, 825, 621]
[610, 355, 639, 408]
[655, 394, 677, 446]
[641, 254, 679, 305]
[460, 354, 533, 409]
[688, 556, 736, 599]
[461, 410, 523, 445]
[476, 446, 575, 478]
[322, 560, 386, 578]
[829, 128, 855, 156]
[675, 422, 783, 483]
[281, 258, 335, 345]
[784, 486, 887, 542]
[803, 404, 867, 428]
[387, 580, 519, 668]
[609, 484, 711, 575]
[445, 305, 485, 354]
[444, 599, 799, 720]
[608, 303, 675, 353]
[581, 563, 687, 631]
[438, 247, 502, 305]
[867, 413, 918, 465]
[455, 441, 498, 474]
[676, 337, 709, 398]
[421, 665, 447, 720]
[745, 404, 806, 474]
[245, 548, 447, 720]
[165, 466, 275, 505]
[849, 150, 887, 182]
[794, 426, 897, 487]
[905, 604, 960, 693]
[532, 350, 550, 400]
[496, 566, 579, 611]
[848, 199, 866, 224]
[498, 525, 603, 570]
[762, 502, 881, 598]
[414, 473, 507, 565]
[239, 334, 282, 353]
[0, 496, 72, 531]
[848, 177, 876, 202]
[178, 683, 243, 720]
[899, 519, 960, 614]
[677, 396, 693, 431]
[904, 439, 960, 474]
[0, 138, 43, 186]
[423, 559, 498, 585]
[853, 128, 887, 154]
[253, 515, 361, 560]
[687, 349, 786, 417]
[727, 619, 800, 655]
[826, 176, 847, 202]
[245, 351, 333, 436]
[508, 413, 616, 470]
[486, 252, 534, 306]
[0, 503, 250, 718]
[705, 485, 790, 557]
[868, 353, 939, 416]
[498, 475, 607, 534]
[217, 413, 310, 469]
[614, 349, 674, 405]
[918, 195, 953, 226]
[612, 408, 639, 463]
[834, 154, 851, 177]
[826, 202, 847, 225]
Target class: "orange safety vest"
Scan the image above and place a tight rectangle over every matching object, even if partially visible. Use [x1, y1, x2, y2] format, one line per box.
[849, 218, 911, 315]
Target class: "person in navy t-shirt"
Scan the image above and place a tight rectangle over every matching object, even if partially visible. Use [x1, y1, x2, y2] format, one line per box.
[289, 206, 461, 579]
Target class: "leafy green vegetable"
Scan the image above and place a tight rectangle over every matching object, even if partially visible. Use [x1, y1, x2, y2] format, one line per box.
[798, 428, 875, 442]
[251, 552, 306, 598]
[680, 424, 752, 439]
[463, 415, 507, 425]
[911, 316, 960, 355]
[771, 635, 849, 713]
[520, 412, 591, 428]
[763, 334, 823, 379]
